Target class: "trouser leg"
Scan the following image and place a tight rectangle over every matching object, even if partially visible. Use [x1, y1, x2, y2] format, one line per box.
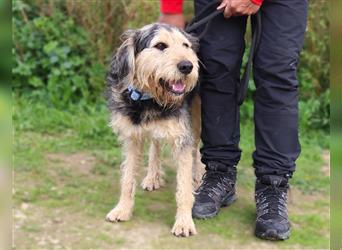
[195, 0, 247, 168]
[252, 0, 308, 177]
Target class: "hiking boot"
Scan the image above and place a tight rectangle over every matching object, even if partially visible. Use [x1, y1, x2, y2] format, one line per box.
[255, 175, 291, 240]
[192, 162, 237, 219]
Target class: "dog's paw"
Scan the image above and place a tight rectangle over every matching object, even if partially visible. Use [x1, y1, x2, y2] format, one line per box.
[171, 216, 197, 237]
[141, 175, 164, 191]
[106, 206, 132, 222]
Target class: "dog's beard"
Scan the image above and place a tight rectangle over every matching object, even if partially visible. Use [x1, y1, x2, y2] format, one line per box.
[139, 76, 192, 108]
[135, 69, 197, 107]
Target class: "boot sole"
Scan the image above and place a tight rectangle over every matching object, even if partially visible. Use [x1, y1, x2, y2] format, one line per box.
[193, 193, 237, 219]
[255, 228, 291, 241]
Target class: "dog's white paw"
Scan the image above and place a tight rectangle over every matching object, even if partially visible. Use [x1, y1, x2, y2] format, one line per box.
[106, 205, 132, 222]
[141, 175, 164, 191]
[171, 216, 197, 237]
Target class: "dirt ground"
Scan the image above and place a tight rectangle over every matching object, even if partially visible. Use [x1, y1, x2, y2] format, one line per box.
[13, 150, 330, 249]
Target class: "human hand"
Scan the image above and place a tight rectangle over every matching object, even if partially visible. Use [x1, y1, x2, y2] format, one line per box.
[217, 0, 261, 18]
[159, 14, 185, 29]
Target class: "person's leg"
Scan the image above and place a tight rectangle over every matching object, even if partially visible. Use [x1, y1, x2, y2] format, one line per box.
[253, 0, 308, 178]
[192, 0, 247, 219]
[252, 0, 308, 240]
[196, 0, 247, 168]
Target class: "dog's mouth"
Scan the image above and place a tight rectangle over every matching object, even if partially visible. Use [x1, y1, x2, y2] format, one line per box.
[159, 79, 186, 95]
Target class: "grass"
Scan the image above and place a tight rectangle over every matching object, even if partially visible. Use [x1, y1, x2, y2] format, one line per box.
[13, 97, 330, 249]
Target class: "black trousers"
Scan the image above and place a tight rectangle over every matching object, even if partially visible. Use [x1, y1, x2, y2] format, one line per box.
[195, 0, 308, 177]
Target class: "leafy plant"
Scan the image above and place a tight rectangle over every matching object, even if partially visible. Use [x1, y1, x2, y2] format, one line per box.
[297, 0, 330, 131]
[12, 0, 106, 108]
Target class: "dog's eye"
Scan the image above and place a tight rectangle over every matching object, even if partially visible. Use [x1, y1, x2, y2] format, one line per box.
[183, 43, 190, 48]
[154, 42, 168, 51]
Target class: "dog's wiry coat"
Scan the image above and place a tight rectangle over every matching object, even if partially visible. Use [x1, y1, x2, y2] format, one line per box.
[106, 23, 204, 237]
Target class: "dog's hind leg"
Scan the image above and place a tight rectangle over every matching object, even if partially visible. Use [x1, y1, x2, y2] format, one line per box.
[192, 146, 205, 190]
[191, 95, 205, 189]
[171, 142, 197, 237]
[141, 139, 164, 191]
[106, 137, 143, 222]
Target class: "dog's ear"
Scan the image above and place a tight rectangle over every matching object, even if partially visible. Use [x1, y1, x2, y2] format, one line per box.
[120, 29, 136, 42]
[108, 29, 136, 84]
[184, 32, 200, 52]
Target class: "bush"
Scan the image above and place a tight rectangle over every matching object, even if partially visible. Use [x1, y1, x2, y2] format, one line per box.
[13, 1, 104, 108]
[297, 1, 329, 131]
[300, 90, 330, 130]
[12, 0, 128, 108]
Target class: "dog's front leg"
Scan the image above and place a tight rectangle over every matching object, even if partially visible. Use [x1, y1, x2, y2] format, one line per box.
[171, 142, 197, 237]
[106, 137, 143, 222]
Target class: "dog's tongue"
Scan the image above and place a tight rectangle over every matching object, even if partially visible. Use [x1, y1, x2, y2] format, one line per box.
[171, 81, 185, 93]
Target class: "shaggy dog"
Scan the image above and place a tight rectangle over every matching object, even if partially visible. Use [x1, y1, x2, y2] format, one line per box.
[105, 23, 204, 237]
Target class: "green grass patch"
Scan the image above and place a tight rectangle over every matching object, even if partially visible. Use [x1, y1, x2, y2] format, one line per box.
[13, 98, 329, 248]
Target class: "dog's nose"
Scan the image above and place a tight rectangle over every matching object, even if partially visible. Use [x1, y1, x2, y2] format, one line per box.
[177, 60, 193, 75]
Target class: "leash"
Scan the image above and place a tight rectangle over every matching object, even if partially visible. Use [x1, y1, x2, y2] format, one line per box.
[185, 1, 262, 106]
[185, 1, 224, 38]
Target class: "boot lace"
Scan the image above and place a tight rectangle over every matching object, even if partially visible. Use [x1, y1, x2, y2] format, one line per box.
[255, 183, 288, 219]
[196, 171, 235, 200]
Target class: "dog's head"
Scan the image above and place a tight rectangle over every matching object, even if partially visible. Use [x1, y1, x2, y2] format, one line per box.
[110, 23, 199, 107]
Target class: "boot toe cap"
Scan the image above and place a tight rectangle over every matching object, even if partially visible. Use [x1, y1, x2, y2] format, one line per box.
[255, 217, 290, 240]
[192, 202, 218, 219]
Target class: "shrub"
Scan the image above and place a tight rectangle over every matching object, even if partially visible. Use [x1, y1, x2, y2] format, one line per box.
[13, 1, 104, 108]
[300, 90, 330, 130]
[297, 1, 330, 131]
[12, 0, 128, 108]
